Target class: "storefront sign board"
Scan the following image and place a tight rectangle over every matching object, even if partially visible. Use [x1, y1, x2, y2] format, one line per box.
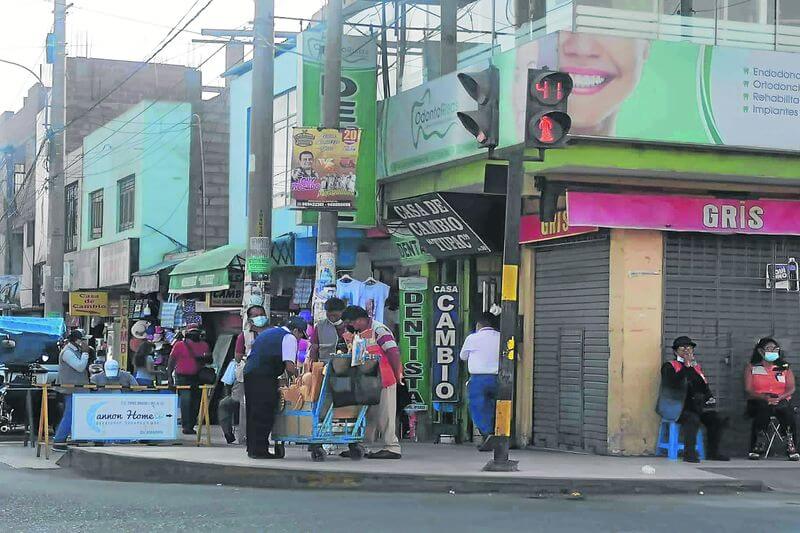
[519, 212, 598, 243]
[398, 277, 430, 412]
[568, 192, 800, 236]
[431, 285, 460, 403]
[69, 291, 109, 316]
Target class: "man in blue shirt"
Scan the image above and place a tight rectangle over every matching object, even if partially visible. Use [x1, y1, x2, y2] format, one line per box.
[243, 316, 307, 459]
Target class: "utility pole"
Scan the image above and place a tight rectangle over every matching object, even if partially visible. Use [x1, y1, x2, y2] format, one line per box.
[3, 147, 13, 275]
[440, 0, 457, 76]
[314, 0, 343, 319]
[246, 0, 275, 287]
[44, 0, 66, 316]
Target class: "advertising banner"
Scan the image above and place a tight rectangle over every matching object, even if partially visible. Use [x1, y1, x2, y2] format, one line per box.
[379, 31, 800, 178]
[398, 277, 430, 412]
[519, 212, 597, 244]
[391, 234, 435, 266]
[290, 127, 361, 210]
[568, 191, 800, 235]
[299, 30, 377, 226]
[72, 393, 179, 441]
[69, 291, 109, 316]
[431, 285, 460, 403]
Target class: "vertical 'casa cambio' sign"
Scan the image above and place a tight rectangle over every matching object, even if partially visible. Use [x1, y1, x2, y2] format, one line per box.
[432, 284, 460, 402]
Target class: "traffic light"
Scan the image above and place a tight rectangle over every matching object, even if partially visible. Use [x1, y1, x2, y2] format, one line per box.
[525, 69, 572, 148]
[456, 65, 499, 149]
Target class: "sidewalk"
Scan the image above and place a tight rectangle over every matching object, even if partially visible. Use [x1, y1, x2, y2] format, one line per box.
[52, 429, 775, 495]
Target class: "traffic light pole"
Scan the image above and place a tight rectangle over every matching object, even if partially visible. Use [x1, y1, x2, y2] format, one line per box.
[483, 150, 525, 472]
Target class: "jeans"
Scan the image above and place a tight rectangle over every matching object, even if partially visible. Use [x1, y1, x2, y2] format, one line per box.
[54, 394, 72, 443]
[468, 374, 498, 436]
[175, 374, 201, 431]
[135, 377, 154, 387]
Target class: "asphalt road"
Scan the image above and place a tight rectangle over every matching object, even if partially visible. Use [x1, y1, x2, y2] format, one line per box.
[1, 464, 800, 532]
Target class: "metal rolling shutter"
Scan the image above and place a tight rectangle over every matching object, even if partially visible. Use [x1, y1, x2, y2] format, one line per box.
[533, 234, 610, 453]
[663, 233, 800, 454]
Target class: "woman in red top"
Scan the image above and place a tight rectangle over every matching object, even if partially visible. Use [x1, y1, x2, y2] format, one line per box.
[744, 337, 799, 461]
[167, 324, 210, 435]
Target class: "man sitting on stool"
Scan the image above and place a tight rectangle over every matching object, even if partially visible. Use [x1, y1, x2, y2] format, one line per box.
[657, 336, 730, 463]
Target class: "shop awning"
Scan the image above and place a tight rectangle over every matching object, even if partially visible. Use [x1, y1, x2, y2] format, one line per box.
[168, 245, 245, 294]
[130, 258, 185, 294]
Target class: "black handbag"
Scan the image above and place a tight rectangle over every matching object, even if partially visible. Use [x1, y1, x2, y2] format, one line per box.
[197, 366, 217, 385]
[329, 357, 382, 407]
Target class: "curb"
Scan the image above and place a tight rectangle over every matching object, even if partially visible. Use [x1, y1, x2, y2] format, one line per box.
[57, 448, 766, 496]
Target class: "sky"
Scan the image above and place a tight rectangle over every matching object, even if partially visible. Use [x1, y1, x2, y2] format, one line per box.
[0, 0, 327, 112]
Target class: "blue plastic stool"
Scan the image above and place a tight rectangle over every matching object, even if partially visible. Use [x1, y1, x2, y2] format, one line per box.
[656, 419, 705, 460]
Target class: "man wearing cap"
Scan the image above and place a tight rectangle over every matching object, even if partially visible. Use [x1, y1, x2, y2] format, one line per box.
[657, 336, 730, 463]
[243, 316, 307, 459]
[90, 359, 138, 388]
[53, 330, 90, 451]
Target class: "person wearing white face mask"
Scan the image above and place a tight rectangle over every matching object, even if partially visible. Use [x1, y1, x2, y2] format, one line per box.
[745, 337, 799, 461]
[308, 297, 347, 364]
[219, 305, 269, 444]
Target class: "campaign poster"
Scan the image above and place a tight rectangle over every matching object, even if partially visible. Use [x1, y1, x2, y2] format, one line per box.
[290, 127, 361, 210]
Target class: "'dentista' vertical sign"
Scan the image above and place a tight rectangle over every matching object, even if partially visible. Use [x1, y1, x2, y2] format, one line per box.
[398, 277, 430, 411]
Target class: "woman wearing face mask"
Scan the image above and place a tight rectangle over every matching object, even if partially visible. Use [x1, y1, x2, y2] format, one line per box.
[744, 337, 799, 461]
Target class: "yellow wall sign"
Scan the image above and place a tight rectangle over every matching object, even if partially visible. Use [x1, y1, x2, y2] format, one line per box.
[69, 291, 109, 316]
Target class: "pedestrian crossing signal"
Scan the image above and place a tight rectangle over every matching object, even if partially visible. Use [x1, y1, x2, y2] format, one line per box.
[526, 70, 572, 148]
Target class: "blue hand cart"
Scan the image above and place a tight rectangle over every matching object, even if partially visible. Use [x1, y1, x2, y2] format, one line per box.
[271, 354, 373, 462]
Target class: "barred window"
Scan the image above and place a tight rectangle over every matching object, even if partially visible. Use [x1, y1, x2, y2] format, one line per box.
[118, 175, 135, 231]
[90, 189, 104, 240]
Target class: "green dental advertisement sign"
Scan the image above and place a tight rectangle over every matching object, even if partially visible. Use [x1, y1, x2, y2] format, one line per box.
[298, 29, 377, 226]
[379, 31, 800, 178]
[398, 276, 430, 412]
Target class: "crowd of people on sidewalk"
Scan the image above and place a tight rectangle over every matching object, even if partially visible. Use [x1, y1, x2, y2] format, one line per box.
[47, 294, 800, 466]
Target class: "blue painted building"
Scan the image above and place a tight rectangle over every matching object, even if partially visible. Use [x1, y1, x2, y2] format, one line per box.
[81, 101, 192, 276]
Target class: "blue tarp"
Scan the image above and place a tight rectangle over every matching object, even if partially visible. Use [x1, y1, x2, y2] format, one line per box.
[0, 317, 66, 338]
[0, 317, 66, 365]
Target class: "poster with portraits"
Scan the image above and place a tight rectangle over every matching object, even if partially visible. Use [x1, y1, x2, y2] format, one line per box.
[290, 127, 361, 210]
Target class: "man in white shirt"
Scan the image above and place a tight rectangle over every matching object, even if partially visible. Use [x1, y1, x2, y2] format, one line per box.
[459, 312, 500, 452]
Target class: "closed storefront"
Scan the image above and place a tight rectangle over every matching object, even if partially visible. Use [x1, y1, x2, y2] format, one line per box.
[663, 232, 800, 454]
[532, 233, 610, 453]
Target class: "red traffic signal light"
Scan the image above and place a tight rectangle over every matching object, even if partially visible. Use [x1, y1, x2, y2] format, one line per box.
[526, 69, 572, 149]
[528, 112, 571, 146]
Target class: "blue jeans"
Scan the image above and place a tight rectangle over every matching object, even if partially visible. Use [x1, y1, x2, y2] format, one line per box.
[468, 374, 498, 436]
[54, 394, 73, 443]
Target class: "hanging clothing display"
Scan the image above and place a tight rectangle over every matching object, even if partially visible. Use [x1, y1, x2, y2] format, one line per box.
[336, 276, 363, 306]
[359, 278, 390, 323]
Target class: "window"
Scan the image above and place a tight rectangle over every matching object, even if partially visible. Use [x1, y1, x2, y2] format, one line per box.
[117, 175, 135, 231]
[272, 89, 297, 208]
[89, 189, 104, 240]
[13, 164, 24, 195]
[65, 182, 79, 252]
[25, 221, 34, 248]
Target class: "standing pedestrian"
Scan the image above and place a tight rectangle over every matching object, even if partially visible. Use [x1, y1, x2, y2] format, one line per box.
[243, 316, 306, 459]
[53, 330, 90, 451]
[308, 297, 347, 364]
[219, 305, 268, 444]
[460, 311, 500, 452]
[341, 305, 403, 459]
[167, 324, 210, 435]
[133, 338, 157, 387]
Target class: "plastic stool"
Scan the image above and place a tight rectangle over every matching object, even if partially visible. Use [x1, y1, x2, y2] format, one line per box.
[656, 419, 705, 460]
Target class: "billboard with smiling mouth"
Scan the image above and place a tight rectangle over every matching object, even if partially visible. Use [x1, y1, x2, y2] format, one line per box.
[379, 31, 800, 178]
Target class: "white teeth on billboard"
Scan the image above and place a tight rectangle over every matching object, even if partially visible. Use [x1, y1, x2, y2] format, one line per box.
[571, 74, 607, 88]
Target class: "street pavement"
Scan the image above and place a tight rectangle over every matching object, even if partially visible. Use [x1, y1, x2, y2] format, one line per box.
[1, 459, 800, 532]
